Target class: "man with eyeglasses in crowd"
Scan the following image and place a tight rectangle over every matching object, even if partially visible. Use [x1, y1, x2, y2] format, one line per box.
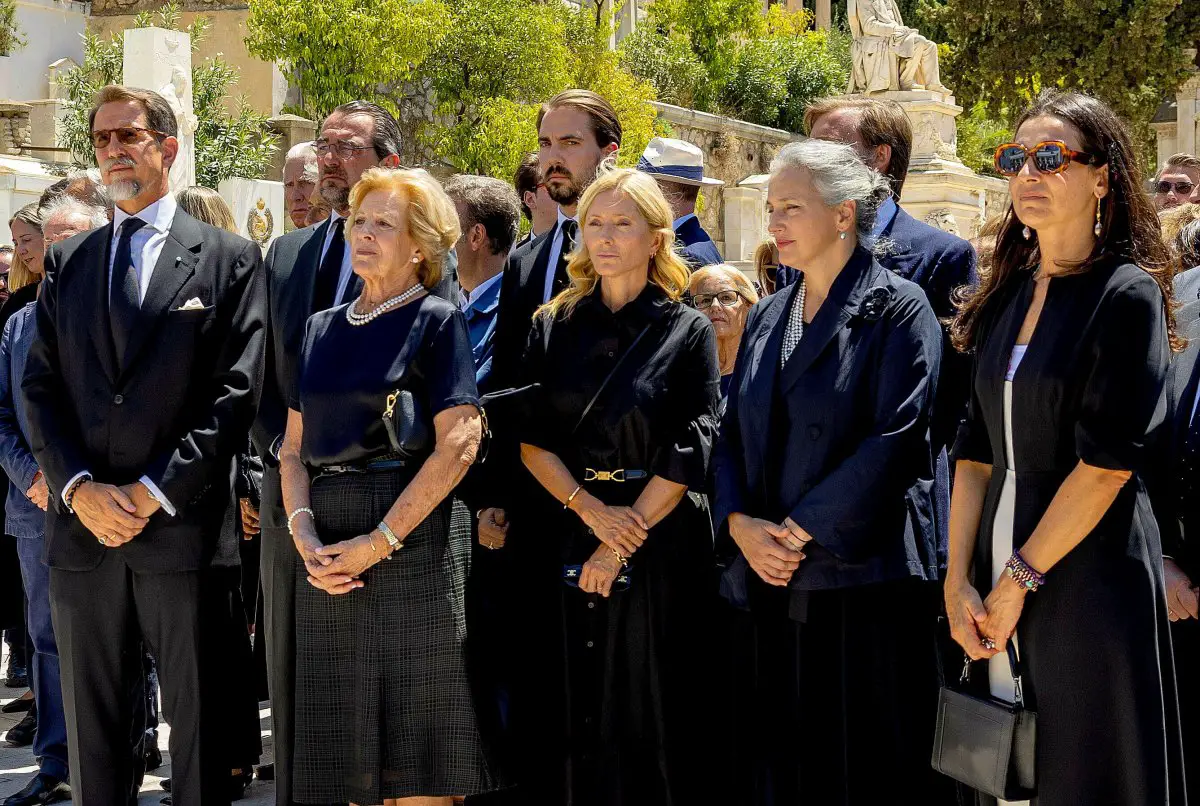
[512, 153, 559, 252]
[22, 84, 266, 806]
[1154, 153, 1200, 211]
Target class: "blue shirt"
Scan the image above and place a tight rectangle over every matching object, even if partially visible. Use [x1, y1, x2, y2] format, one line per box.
[0, 303, 44, 538]
[873, 196, 899, 238]
[460, 271, 503, 389]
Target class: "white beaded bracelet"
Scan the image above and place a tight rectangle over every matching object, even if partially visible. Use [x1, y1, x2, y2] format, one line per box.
[287, 506, 314, 535]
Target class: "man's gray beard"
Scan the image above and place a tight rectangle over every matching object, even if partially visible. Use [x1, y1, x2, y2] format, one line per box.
[105, 179, 141, 201]
[320, 183, 349, 211]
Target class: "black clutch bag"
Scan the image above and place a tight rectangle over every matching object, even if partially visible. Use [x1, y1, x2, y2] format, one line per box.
[382, 388, 431, 461]
[931, 644, 1037, 800]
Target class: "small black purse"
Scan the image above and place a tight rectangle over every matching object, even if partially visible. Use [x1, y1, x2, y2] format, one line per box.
[382, 388, 431, 460]
[931, 644, 1037, 800]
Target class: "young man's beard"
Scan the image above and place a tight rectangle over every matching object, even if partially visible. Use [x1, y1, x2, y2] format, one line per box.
[105, 179, 142, 201]
[546, 176, 582, 207]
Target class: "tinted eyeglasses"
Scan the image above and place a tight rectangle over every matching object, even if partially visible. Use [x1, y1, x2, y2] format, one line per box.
[90, 126, 168, 149]
[314, 139, 375, 160]
[994, 141, 1103, 177]
[690, 290, 743, 310]
[1156, 180, 1196, 196]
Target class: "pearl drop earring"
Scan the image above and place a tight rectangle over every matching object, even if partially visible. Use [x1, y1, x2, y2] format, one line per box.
[412, 256, 420, 264]
[1022, 226, 1032, 240]
[838, 231, 846, 240]
[1094, 199, 1103, 238]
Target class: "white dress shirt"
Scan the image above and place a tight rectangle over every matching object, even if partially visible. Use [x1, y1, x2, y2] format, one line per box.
[320, 211, 357, 306]
[63, 194, 180, 515]
[543, 207, 577, 304]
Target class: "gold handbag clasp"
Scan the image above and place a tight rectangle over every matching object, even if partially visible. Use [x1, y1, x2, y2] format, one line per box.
[384, 391, 399, 418]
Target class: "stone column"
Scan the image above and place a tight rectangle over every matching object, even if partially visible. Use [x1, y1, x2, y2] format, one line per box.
[723, 176, 769, 265]
[122, 27, 195, 195]
[265, 113, 317, 182]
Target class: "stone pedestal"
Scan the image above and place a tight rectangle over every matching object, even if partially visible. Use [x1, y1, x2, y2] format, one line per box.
[722, 174, 769, 267]
[122, 27, 195, 194]
[864, 89, 1003, 237]
[47, 58, 78, 101]
[218, 177, 285, 252]
[265, 114, 317, 182]
[26, 99, 70, 164]
[0, 58, 10, 100]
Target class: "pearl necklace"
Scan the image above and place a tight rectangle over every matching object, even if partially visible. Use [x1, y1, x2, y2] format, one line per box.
[345, 285, 425, 326]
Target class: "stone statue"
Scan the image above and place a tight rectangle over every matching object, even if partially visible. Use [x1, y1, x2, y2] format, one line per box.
[158, 63, 197, 192]
[847, 0, 949, 95]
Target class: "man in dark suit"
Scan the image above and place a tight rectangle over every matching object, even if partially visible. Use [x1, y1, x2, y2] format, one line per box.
[21, 84, 265, 806]
[636, 136, 724, 269]
[1148, 266, 1200, 802]
[252, 99, 460, 806]
[805, 96, 977, 562]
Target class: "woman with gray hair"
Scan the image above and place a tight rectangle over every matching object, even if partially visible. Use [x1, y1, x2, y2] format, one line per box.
[713, 139, 953, 804]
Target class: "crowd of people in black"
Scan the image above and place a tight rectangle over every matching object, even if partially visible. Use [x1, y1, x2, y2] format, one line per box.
[0, 77, 1198, 806]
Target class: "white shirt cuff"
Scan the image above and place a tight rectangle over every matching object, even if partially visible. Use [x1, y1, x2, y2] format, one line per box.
[139, 476, 177, 517]
[62, 470, 91, 510]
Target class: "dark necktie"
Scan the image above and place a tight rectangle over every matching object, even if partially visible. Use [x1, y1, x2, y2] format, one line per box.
[553, 218, 577, 296]
[109, 217, 147, 366]
[313, 217, 346, 312]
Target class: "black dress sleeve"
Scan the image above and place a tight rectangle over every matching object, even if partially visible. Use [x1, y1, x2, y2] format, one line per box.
[515, 313, 554, 453]
[1075, 272, 1170, 471]
[649, 314, 721, 490]
[951, 350, 993, 466]
[288, 314, 318, 412]
[422, 309, 481, 415]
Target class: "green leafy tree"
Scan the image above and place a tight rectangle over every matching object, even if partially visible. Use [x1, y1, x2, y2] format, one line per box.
[245, 0, 448, 119]
[929, 0, 1200, 143]
[0, 0, 25, 56]
[61, 3, 276, 188]
[645, 0, 765, 81]
[955, 101, 1010, 177]
[617, 25, 710, 109]
[245, 0, 661, 182]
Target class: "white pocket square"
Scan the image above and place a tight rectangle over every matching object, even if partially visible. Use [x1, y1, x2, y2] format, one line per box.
[174, 297, 207, 311]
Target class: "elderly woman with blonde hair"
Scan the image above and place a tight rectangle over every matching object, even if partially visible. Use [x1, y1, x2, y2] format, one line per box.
[516, 167, 721, 805]
[280, 167, 494, 805]
[688, 264, 758, 399]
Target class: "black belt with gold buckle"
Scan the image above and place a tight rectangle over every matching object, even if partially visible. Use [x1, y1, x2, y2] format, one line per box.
[582, 468, 647, 483]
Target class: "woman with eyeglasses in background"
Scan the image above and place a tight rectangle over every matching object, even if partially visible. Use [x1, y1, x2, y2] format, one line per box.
[687, 265, 758, 401]
[946, 90, 1185, 805]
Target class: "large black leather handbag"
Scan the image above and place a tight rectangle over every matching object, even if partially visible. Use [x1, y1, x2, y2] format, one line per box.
[931, 644, 1037, 800]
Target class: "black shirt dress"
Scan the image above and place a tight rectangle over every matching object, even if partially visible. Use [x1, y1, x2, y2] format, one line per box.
[954, 259, 1186, 805]
[518, 284, 721, 806]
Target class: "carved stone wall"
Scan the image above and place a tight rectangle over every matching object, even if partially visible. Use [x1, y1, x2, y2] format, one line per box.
[91, 0, 247, 15]
[0, 103, 32, 157]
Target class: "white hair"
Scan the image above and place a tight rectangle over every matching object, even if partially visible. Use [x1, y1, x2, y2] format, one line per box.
[42, 195, 109, 233]
[770, 139, 892, 242]
[286, 141, 319, 183]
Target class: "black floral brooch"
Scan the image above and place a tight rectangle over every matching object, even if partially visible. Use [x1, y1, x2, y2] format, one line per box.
[861, 286, 894, 321]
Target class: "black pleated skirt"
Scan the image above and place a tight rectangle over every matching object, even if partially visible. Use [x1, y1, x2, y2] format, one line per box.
[292, 468, 494, 803]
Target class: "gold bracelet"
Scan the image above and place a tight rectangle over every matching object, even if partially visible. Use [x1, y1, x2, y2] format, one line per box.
[611, 547, 628, 567]
[565, 484, 583, 510]
[367, 533, 377, 554]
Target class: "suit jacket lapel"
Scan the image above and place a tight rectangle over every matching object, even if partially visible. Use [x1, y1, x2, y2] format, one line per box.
[527, 220, 558, 309]
[88, 224, 120, 385]
[119, 209, 201, 373]
[741, 291, 790, 490]
[780, 248, 879, 393]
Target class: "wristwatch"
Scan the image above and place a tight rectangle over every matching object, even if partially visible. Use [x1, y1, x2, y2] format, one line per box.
[377, 521, 402, 557]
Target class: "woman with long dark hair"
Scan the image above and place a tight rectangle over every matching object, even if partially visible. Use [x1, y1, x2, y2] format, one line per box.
[945, 90, 1185, 804]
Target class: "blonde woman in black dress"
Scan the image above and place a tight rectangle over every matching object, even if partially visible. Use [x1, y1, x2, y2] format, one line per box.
[946, 91, 1185, 805]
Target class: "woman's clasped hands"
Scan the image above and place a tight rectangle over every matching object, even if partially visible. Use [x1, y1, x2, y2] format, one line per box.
[573, 492, 648, 558]
[945, 576, 1027, 661]
[729, 513, 811, 586]
[293, 513, 375, 596]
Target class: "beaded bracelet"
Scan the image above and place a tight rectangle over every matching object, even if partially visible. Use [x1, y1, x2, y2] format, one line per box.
[286, 506, 314, 535]
[1004, 551, 1046, 592]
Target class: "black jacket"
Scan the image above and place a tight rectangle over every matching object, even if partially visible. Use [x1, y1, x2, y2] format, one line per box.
[23, 208, 266, 572]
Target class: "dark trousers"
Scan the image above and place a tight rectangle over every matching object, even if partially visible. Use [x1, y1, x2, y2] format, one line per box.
[1172, 616, 1199, 805]
[259, 491, 296, 806]
[202, 565, 262, 773]
[15, 535, 67, 781]
[49, 553, 228, 806]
